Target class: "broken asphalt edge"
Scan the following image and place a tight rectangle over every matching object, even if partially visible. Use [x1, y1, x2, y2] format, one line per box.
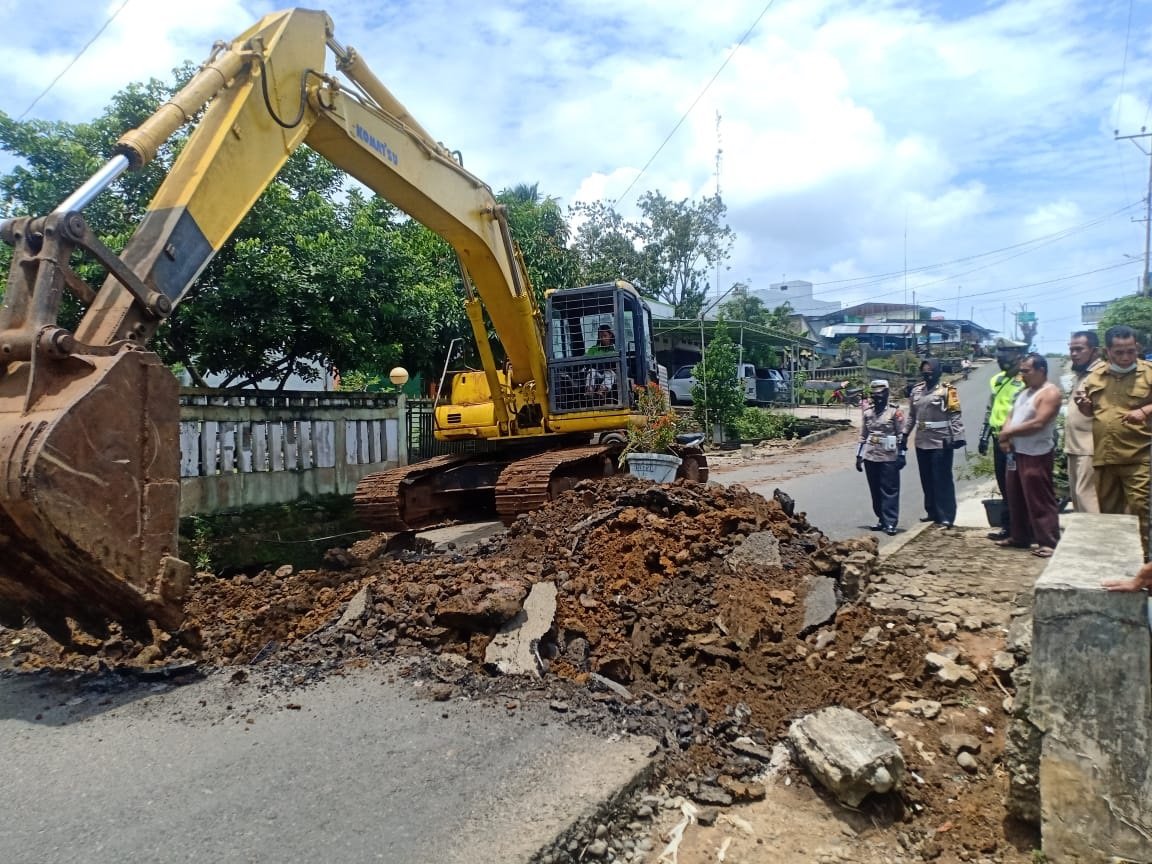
[796, 427, 848, 447]
[530, 740, 660, 863]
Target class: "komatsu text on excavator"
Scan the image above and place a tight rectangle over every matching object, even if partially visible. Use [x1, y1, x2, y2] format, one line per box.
[0, 8, 705, 645]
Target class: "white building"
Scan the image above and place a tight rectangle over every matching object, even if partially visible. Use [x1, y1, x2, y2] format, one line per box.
[752, 280, 839, 317]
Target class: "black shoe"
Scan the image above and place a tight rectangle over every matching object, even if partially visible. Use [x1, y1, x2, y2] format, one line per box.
[919, 516, 935, 523]
[936, 521, 953, 529]
[868, 523, 885, 531]
[987, 529, 1009, 541]
[885, 526, 898, 536]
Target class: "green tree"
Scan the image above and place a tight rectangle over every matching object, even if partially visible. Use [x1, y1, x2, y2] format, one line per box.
[634, 191, 733, 318]
[570, 199, 646, 286]
[691, 319, 744, 439]
[1096, 295, 1152, 346]
[570, 192, 734, 316]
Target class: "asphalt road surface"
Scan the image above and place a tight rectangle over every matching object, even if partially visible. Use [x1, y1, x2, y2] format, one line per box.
[0, 666, 652, 864]
[712, 362, 998, 543]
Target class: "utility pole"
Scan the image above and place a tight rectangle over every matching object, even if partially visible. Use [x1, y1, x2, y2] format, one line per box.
[1115, 128, 1152, 296]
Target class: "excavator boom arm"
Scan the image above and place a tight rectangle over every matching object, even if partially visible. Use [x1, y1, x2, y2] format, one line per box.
[0, 8, 549, 643]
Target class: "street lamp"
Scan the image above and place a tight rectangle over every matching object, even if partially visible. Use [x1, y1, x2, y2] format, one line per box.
[389, 366, 410, 388]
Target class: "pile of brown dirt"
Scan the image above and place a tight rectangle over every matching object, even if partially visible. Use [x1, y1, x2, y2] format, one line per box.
[0, 478, 1027, 861]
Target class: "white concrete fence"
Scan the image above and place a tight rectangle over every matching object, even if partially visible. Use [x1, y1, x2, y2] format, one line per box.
[178, 389, 407, 515]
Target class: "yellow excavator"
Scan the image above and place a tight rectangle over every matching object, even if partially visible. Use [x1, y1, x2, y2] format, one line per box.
[0, 8, 705, 645]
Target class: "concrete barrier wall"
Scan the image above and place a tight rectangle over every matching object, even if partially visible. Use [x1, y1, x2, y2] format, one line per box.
[178, 389, 406, 515]
[1031, 513, 1152, 863]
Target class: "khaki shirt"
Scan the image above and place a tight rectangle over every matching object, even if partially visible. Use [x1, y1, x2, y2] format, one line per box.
[859, 403, 905, 462]
[1064, 359, 1103, 457]
[903, 381, 965, 450]
[1082, 359, 1152, 465]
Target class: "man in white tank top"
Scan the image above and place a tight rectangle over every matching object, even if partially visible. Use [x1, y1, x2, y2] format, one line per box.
[996, 353, 1063, 557]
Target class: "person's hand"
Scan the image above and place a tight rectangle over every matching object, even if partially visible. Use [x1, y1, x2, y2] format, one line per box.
[896, 452, 906, 470]
[952, 439, 967, 451]
[999, 436, 1013, 453]
[855, 457, 864, 473]
[1122, 408, 1150, 425]
[1103, 562, 1152, 591]
[978, 437, 989, 456]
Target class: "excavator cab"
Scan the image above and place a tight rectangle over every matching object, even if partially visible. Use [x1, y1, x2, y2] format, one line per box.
[545, 281, 659, 414]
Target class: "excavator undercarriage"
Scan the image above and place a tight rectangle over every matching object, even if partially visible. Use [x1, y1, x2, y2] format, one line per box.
[0, 8, 709, 646]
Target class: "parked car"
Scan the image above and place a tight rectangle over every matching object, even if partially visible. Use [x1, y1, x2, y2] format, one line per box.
[667, 364, 789, 405]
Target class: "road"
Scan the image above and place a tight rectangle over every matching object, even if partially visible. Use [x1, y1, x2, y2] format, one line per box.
[711, 363, 996, 544]
[0, 662, 652, 863]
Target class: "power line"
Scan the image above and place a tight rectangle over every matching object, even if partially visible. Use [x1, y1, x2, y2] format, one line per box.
[616, 1, 776, 205]
[806, 200, 1141, 294]
[16, 0, 132, 121]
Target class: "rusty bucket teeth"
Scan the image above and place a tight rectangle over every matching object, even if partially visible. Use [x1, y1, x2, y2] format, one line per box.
[0, 350, 186, 645]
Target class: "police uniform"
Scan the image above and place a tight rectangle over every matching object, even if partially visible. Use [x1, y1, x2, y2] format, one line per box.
[980, 338, 1027, 537]
[857, 381, 905, 534]
[903, 369, 966, 527]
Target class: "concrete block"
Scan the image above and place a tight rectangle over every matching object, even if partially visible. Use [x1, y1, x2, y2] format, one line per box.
[802, 575, 839, 632]
[1032, 513, 1152, 863]
[726, 530, 782, 570]
[787, 706, 904, 807]
[484, 582, 557, 676]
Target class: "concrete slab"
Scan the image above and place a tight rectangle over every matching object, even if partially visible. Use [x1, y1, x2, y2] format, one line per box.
[787, 706, 904, 807]
[0, 666, 655, 864]
[419, 520, 506, 551]
[485, 581, 557, 675]
[1031, 513, 1152, 863]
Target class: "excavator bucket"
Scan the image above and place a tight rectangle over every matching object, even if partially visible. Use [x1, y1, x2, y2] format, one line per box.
[0, 350, 189, 644]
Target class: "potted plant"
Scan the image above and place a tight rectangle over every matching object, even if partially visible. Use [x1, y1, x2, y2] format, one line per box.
[623, 383, 682, 482]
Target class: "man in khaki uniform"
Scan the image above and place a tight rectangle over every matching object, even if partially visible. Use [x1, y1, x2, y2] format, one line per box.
[1064, 330, 1102, 512]
[1075, 324, 1152, 558]
[902, 358, 967, 528]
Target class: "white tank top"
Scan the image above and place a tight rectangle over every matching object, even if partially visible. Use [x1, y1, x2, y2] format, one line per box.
[1009, 386, 1057, 456]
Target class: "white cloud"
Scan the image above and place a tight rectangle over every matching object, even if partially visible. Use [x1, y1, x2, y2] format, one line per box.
[0, 0, 1149, 352]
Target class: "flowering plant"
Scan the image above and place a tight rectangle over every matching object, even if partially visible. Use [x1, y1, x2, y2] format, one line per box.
[623, 383, 679, 457]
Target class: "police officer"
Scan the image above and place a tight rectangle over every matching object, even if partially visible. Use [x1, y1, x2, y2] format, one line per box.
[978, 338, 1027, 540]
[903, 358, 967, 528]
[856, 379, 905, 535]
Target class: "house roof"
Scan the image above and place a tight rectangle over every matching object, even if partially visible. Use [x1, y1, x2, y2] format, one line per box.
[651, 318, 816, 351]
[820, 323, 915, 337]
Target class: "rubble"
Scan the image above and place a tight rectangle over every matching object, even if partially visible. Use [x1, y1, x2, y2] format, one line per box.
[1, 476, 1023, 862]
[787, 706, 905, 807]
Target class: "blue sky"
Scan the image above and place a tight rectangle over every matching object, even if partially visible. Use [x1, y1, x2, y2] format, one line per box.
[1, 0, 1151, 351]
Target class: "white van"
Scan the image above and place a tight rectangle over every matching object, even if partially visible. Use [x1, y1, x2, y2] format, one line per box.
[668, 363, 787, 405]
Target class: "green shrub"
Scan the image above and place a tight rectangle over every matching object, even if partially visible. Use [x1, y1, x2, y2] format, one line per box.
[731, 407, 799, 441]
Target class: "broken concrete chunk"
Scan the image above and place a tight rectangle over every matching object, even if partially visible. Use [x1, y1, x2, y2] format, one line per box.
[726, 530, 782, 571]
[718, 774, 766, 802]
[802, 576, 839, 632]
[940, 733, 982, 756]
[935, 621, 958, 640]
[730, 737, 775, 761]
[588, 672, 634, 702]
[436, 580, 528, 630]
[484, 582, 557, 676]
[992, 651, 1017, 673]
[337, 585, 372, 629]
[924, 652, 979, 685]
[787, 706, 905, 807]
[956, 752, 980, 773]
[691, 784, 734, 806]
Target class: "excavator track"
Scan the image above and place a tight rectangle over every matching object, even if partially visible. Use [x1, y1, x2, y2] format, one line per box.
[354, 453, 472, 532]
[493, 444, 617, 526]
